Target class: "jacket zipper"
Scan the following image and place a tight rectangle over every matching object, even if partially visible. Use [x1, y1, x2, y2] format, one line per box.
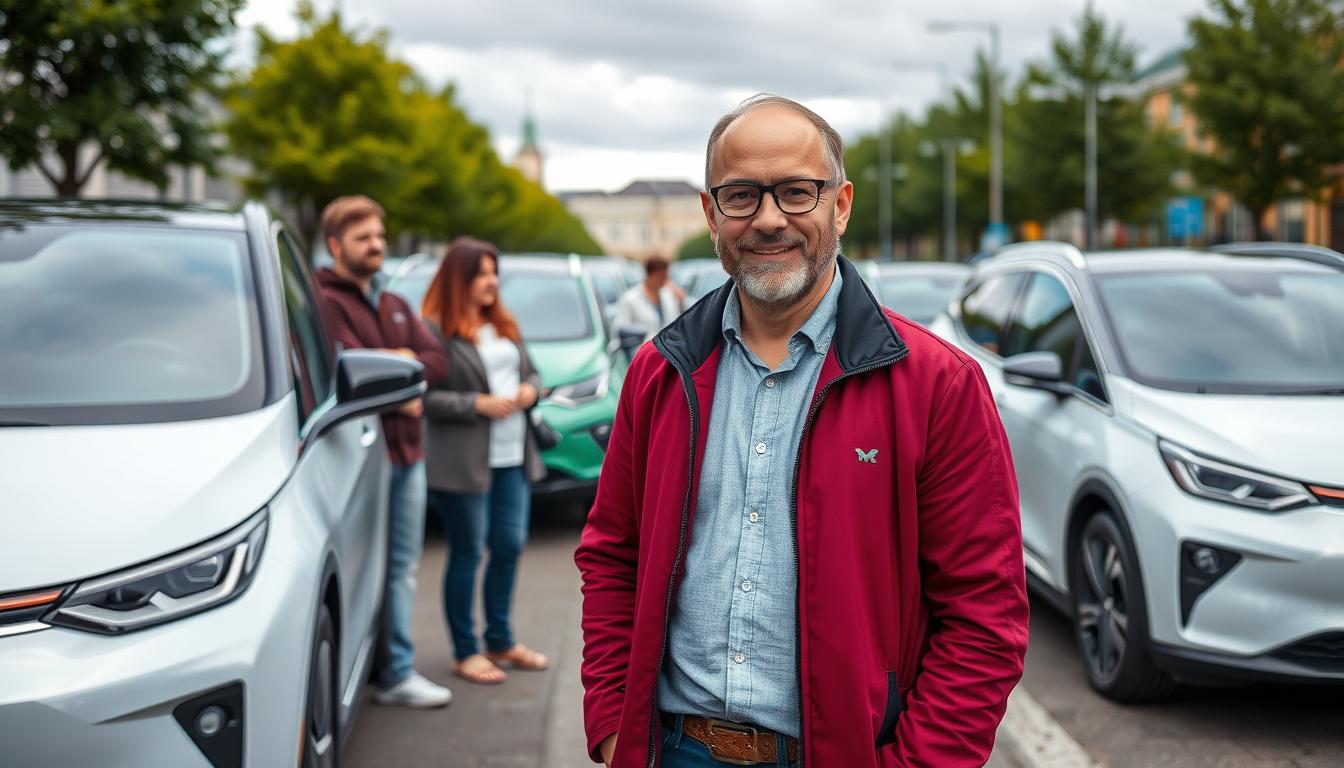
[788, 351, 908, 766]
[647, 367, 700, 768]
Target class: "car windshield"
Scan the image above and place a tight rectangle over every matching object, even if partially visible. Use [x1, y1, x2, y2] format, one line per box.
[0, 225, 265, 425]
[1095, 268, 1344, 394]
[501, 268, 593, 342]
[879, 274, 964, 324]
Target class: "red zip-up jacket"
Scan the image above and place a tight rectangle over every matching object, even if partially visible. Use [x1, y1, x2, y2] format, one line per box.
[575, 257, 1028, 767]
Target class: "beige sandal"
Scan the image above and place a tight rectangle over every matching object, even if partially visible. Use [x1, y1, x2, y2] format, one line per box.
[454, 654, 507, 685]
[484, 643, 549, 671]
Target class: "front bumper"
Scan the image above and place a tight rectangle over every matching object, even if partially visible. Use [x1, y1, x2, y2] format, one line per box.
[1129, 478, 1344, 681]
[0, 546, 316, 767]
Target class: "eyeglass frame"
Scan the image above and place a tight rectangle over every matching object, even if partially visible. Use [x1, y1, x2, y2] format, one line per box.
[707, 178, 831, 219]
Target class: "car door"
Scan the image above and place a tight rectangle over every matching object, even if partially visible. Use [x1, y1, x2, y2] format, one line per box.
[995, 270, 1111, 591]
[276, 230, 386, 697]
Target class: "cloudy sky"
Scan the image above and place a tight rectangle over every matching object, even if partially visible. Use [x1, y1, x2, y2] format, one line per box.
[235, 0, 1208, 193]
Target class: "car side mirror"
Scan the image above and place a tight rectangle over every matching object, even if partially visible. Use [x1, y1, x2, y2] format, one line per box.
[1003, 351, 1070, 395]
[309, 350, 426, 441]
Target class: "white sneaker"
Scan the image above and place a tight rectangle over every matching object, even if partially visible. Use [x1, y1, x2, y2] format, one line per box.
[373, 672, 452, 708]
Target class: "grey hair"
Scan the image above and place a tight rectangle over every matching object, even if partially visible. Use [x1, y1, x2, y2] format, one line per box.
[704, 93, 847, 190]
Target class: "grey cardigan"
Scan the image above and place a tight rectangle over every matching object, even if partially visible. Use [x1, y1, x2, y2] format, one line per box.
[423, 324, 546, 493]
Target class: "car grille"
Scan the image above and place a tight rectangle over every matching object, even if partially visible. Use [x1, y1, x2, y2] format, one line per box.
[1272, 633, 1344, 672]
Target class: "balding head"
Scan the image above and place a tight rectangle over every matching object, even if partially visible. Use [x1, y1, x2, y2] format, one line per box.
[704, 93, 847, 190]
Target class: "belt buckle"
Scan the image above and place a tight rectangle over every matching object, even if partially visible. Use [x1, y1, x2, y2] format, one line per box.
[704, 718, 763, 765]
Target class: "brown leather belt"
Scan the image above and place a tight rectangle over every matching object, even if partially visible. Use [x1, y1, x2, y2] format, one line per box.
[662, 713, 800, 765]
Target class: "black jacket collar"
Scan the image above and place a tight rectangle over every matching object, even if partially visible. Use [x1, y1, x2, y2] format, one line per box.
[653, 256, 908, 377]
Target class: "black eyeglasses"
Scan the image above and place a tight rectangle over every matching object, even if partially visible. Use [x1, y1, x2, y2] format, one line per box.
[708, 179, 829, 218]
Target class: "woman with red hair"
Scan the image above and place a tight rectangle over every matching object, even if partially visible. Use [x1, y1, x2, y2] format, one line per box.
[421, 237, 549, 685]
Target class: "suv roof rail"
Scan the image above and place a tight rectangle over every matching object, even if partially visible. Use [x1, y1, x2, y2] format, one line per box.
[992, 240, 1087, 269]
[1208, 242, 1344, 271]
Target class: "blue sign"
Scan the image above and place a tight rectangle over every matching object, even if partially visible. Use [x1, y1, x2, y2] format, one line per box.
[1166, 196, 1204, 239]
[980, 222, 1011, 252]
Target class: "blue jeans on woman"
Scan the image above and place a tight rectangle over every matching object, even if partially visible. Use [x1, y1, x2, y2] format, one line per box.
[431, 465, 531, 661]
[659, 715, 799, 768]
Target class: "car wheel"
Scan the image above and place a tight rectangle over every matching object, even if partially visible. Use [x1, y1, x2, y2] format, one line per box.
[302, 605, 340, 768]
[1070, 511, 1174, 702]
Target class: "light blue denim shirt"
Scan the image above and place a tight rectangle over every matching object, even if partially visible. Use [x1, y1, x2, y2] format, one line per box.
[657, 264, 842, 739]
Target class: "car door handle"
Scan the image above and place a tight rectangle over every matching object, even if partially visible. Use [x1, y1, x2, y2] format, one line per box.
[360, 424, 378, 448]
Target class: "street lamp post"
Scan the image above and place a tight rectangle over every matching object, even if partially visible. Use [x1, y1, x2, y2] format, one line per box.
[1029, 81, 1128, 249]
[921, 138, 976, 261]
[928, 20, 1002, 241]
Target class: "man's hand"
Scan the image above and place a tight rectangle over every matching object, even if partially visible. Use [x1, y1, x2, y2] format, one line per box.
[474, 394, 518, 420]
[515, 383, 539, 409]
[397, 399, 423, 418]
[599, 735, 617, 767]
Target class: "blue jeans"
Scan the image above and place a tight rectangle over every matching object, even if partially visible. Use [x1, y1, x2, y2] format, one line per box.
[660, 715, 799, 768]
[431, 465, 531, 661]
[377, 460, 427, 689]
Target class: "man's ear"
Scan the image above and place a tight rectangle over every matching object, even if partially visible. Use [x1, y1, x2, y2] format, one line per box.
[832, 180, 855, 237]
[700, 191, 720, 242]
[325, 235, 340, 261]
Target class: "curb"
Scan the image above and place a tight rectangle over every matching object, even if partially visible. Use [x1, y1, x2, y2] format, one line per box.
[995, 686, 1102, 768]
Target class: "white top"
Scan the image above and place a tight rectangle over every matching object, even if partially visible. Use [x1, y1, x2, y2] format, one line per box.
[615, 284, 684, 343]
[477, 324, 526, 469]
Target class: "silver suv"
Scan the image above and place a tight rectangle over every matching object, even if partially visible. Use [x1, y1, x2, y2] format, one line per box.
[931, 241, 1344, 701]
[0, 200, 424, 766]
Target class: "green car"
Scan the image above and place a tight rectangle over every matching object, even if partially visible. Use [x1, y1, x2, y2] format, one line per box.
[389, 253, 621, 502]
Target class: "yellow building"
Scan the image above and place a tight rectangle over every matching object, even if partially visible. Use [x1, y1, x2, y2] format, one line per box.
[559, 180, 708, 261]
[1131, 49, 1342, 247]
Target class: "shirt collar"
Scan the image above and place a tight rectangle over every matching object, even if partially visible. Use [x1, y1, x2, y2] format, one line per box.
[721, 261, 842, 354]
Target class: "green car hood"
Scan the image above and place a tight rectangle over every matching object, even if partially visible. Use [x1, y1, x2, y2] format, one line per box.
[525, 335, 608, 388]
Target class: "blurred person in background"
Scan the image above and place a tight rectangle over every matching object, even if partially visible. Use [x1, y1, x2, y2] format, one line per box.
[614, 255, 686, 343]
[316, 195, 454, 708]
[420, 237, 550, 685]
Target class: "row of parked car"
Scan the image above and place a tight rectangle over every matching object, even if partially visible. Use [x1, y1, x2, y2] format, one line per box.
[3, 194, 1338, 767]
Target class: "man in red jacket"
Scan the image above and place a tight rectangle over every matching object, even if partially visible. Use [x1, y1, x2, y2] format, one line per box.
[316, 195, 453, 709]
[575, 95, 1028, 767]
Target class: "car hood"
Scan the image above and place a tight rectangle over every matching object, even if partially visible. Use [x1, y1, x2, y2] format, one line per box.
[526, 336, 608, 389]
[0, 399, 295, 591]
[1128, 385, 1343, 485]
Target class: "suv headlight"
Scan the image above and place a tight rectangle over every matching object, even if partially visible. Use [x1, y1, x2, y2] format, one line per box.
[48, 510, 268, 634]
[1160, 441, 1314, 512]
[544, 370, 609, 408]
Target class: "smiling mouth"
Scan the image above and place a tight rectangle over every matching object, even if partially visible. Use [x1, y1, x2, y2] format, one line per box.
[746, 245, 797, 256]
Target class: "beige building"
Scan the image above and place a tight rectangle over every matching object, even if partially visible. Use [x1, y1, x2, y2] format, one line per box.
[560, 180, 708, 260]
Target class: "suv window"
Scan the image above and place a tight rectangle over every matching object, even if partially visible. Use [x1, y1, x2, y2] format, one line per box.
[277, 232, 334, 425]
[1006, 272, 1105, 401]
[960, 273, 1027, 355]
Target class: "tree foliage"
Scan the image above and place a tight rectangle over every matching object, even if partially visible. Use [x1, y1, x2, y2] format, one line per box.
[677, 230, 715, 260]
[1183, 0, 1344, 238]
[225, 4, 599, 254]
[0, 0, 241, 196]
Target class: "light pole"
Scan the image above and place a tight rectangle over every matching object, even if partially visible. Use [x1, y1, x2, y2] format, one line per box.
[863, 158, 907, 262]
[928, 20, 1002, 242]
[1029, 81, 1129, 249]
[921, 138, 977, 261]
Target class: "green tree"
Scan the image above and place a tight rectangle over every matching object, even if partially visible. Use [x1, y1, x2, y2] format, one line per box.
[677, 230, 715, 260]
[1183, 0, 1344, 239]
[1014, 5, 1179, 227]
[0, 0, 241, 196]
[224, 4, 418, 243]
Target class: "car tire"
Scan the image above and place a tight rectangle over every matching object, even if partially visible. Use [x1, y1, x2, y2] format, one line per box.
[1069, 511, 1174, 702]
[302, 604, 340, 768]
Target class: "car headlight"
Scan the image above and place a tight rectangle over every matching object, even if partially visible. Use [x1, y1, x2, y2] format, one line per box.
[48, 509, 268, 634]
[544, 370, 609, 408]
[1159, 441, 1314, 512]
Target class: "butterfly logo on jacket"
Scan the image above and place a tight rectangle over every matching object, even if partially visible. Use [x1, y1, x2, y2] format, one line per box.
[855, 448, 878, 464]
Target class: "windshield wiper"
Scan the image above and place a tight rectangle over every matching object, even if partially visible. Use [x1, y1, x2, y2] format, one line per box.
[0, 419, 52, 426]
[1266, 387, 1344, 396]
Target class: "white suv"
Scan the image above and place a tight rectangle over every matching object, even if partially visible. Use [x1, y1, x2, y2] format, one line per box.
[930, 241, 1344, 701]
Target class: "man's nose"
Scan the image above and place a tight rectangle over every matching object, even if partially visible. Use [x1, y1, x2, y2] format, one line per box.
[751, 191, 788, 232]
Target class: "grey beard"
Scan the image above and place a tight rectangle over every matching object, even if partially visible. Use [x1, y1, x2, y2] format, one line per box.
[718, 227, 841, 313]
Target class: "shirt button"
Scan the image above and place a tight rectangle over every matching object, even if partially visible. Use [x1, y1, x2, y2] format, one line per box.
[734, 653, 746, 664]
[741, 579, 753, 592]
[755, 442, 766, 455]
[765, 378, 776, 388]
[749, 511, 761, 523]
